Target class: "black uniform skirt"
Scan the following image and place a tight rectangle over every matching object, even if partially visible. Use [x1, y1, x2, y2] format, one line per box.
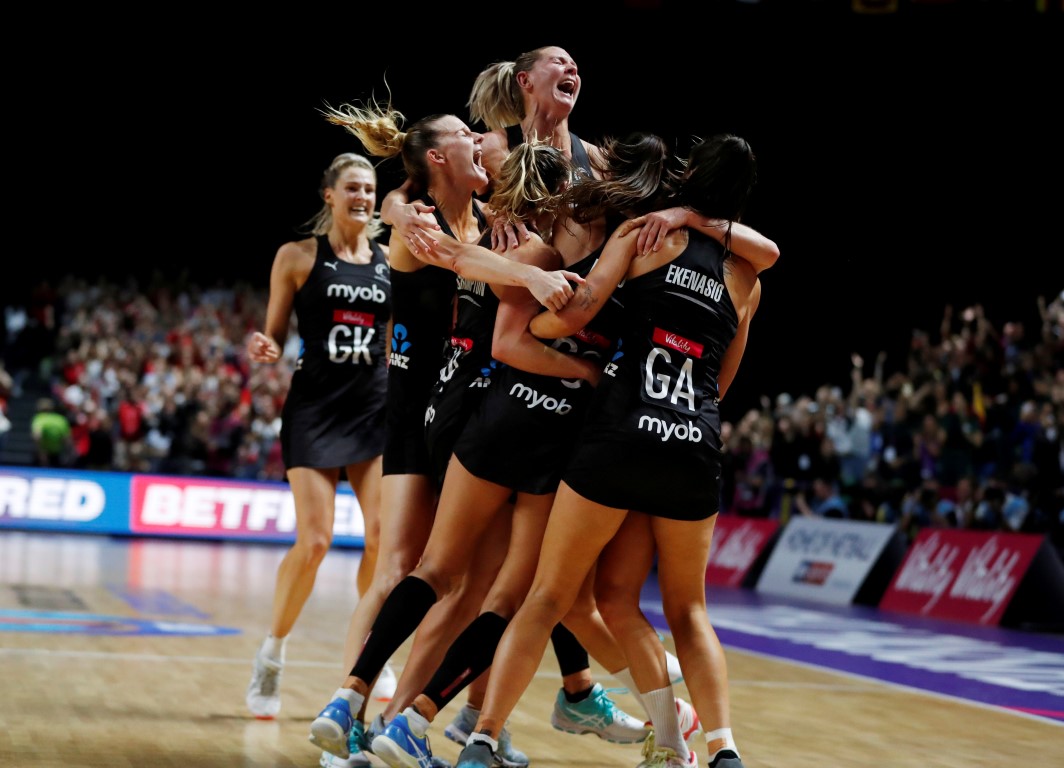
[281, 368, 387, 470]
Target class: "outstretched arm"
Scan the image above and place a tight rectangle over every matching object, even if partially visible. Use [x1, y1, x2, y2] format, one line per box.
[424, 232, 584, 313]
[630, 207, 780, 274]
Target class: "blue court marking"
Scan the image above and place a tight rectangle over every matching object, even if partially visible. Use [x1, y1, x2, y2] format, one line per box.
[0, 608, 240, 636]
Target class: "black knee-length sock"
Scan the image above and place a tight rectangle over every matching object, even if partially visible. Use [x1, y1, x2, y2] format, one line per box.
[422, 611, 509, 711]
[551, 623, 590, 678]
[351, 575, 437, 683]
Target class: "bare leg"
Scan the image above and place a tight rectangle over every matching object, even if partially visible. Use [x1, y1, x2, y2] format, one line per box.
[594, 512, 664, 695]
[383, 502, 513, 719]
[469, 482, 626, 740]
[346, 457, 383, 600]
[269, 466, 340, 639]
[652, 514, 736, 764]
[340, 472, 437, 719]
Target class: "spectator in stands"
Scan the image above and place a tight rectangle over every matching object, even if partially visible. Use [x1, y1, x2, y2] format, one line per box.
[31, 398, 72, 468]
[795, 475, 849, 519]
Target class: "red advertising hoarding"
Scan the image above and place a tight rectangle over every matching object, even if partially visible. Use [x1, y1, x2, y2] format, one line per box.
[706, 515, 779, 588]
[879, 529, 1045, 626]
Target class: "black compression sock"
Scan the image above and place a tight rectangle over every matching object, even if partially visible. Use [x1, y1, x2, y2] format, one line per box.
[423, 611, 509, 710]
[550, 623, 590, 677]
[351, 575, 437, 683]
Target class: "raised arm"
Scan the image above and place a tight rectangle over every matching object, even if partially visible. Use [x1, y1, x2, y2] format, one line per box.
[717, 258, 761, 401]
[630, 207, 780, 274]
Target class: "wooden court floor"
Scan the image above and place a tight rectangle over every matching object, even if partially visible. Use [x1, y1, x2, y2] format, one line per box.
[0, 531, 1058, 768]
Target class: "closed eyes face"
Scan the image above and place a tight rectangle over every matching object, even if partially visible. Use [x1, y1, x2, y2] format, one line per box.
[525, 46, 580, 111]
[432, 116, 488, 189]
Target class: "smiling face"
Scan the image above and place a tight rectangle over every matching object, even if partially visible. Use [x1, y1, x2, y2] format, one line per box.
[325, 166, 376, 225]
[521, 46, 580, 117]
[429, 115, 489, 195]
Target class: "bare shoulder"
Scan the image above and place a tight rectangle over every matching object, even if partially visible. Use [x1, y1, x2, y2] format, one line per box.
[275, 237, 316, 267]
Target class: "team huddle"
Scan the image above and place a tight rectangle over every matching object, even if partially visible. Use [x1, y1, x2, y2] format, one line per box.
[244, 44, 778, 768]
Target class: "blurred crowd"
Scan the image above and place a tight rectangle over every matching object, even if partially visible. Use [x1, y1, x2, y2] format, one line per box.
[2, 273, 1062, 554]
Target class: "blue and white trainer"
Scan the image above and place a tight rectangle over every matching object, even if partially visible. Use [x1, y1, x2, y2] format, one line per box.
[309, 688, 360, 758]
[371, 708, 442, 768]
[319, 719, 371, 768]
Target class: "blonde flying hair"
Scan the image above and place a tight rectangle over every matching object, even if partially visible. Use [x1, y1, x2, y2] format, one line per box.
[322, 94, 456, 196]
[467, 47, 552, 132]
[302, 152, 385, 240]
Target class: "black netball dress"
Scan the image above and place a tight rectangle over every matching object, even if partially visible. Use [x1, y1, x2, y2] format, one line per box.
[382, 196, 487, 477]
[563, 229, 739, 520]
[451, 246, 623, 495]
[423, 227, 500, 487]
[280, 235, 391, 469]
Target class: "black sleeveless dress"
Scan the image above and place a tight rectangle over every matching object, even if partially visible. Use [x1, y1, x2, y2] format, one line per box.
[423, 226, 500, 488]
[382, 195, 487, 477]
[281, 235, 391, 469]
[563, 229, 738, 520]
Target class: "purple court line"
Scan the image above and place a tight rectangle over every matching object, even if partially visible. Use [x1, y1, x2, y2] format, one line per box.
[640, 577, 1064, 726]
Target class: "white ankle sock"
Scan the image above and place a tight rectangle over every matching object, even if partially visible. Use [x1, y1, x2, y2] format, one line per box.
[334, 687, 365, 714]
[467, 732, 498, 753]
[644, 685, 684, 754]
[261, 634, 287, 663]
[404, 706, 430, 737]
[704, 727, 739, 763]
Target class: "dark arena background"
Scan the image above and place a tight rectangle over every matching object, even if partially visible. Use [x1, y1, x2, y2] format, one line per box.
[10, 0, 1062, 419]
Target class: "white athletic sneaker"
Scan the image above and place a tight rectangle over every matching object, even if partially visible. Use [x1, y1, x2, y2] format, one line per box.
[550, 683, 650, 744]
[643, 698, 700, 741]
[246, 644, 283, 719]
[637, 732, 698, 768]
[319, 719, 372, 768]
[370, 661, 398, 702]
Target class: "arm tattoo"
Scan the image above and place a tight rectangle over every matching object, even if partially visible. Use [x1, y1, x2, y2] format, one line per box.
[577, 283, 596, 311]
